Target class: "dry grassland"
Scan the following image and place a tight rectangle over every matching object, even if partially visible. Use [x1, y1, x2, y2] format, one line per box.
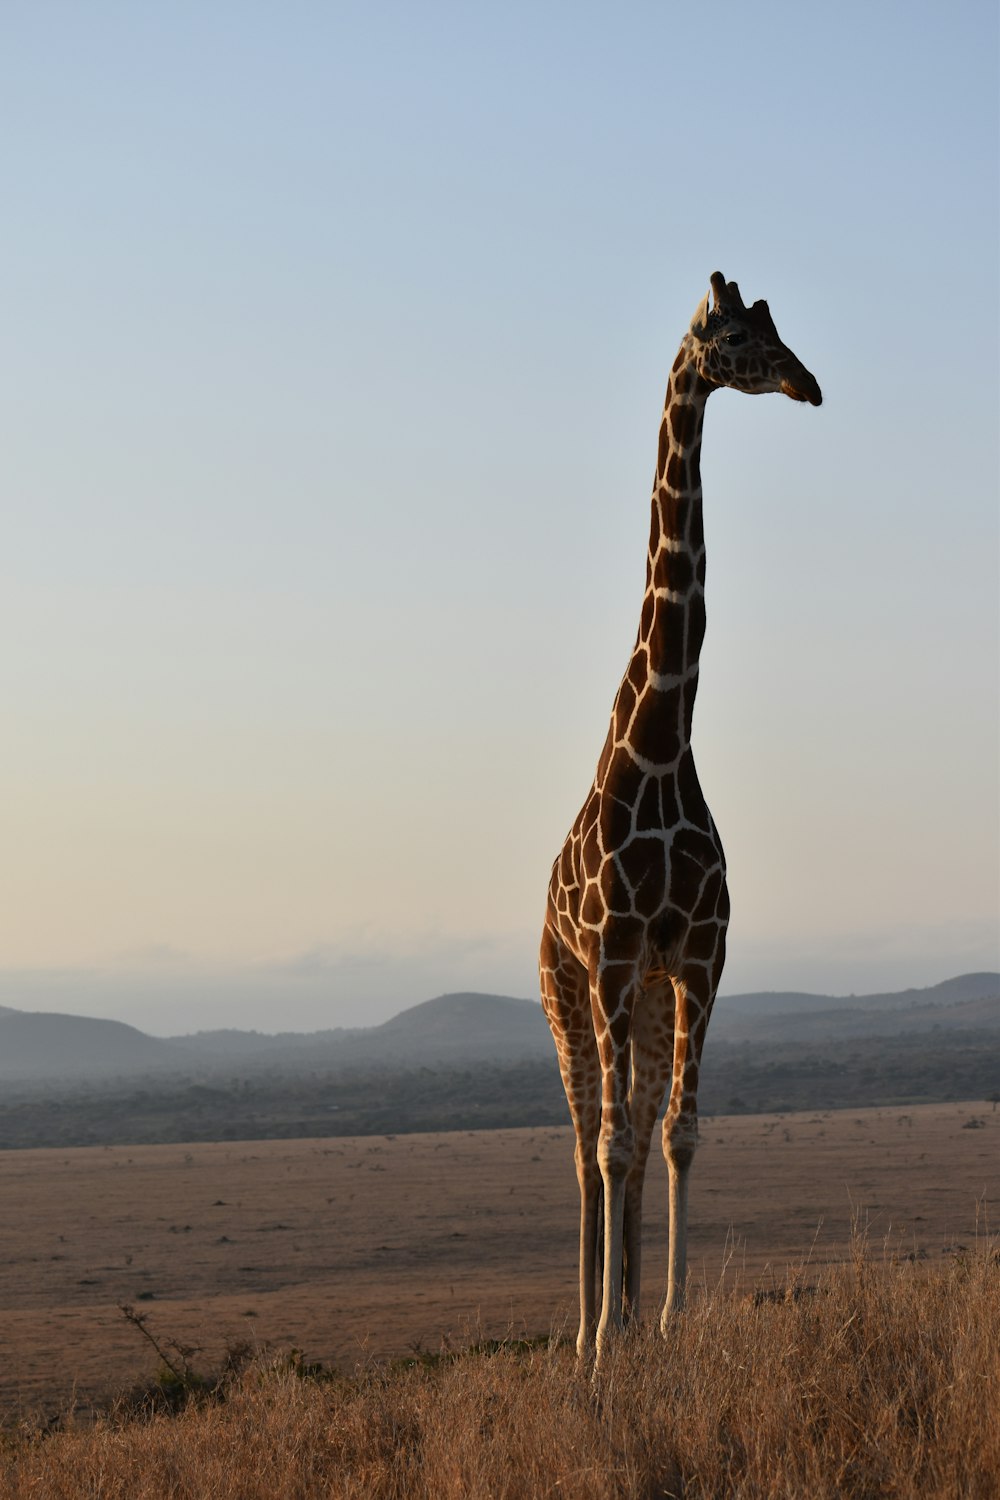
[1, 1236, 998, 1499]
[1, 1100, 995, 1428]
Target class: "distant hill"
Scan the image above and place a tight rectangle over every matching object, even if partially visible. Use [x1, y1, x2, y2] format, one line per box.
[164, 1024, 362, 1061]
[713, 972, 1000, 1022]
[362, 991, 551, 1063]
[0, 991, 554, 1082]
[158, 994, 551, 1073]
[711, 973, 1000, 1043]
[0, 1010, 190, 1080]
[0, 975, 996, 1085]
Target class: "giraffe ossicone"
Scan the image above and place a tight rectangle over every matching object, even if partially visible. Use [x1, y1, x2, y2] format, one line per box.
[539, 272, 821, 1367]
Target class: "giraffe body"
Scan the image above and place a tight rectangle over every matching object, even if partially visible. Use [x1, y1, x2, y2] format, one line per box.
[540, 273, 821, 1364]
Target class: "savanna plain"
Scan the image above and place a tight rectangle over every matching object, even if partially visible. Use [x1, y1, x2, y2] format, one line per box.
[1, 1101, 997, 1498]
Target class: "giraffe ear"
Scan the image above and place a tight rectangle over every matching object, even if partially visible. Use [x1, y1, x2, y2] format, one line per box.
[690, 291, 711, 340]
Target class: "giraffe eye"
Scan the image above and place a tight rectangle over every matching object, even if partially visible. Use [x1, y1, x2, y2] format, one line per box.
[723, 331, 747, 347]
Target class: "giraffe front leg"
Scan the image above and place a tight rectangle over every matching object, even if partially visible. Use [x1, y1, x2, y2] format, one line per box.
[661, 1121, 694, 1322]
[624, 980, 675, 1326]
[575, 1140, 601, 1359]
[659, 968, 713, 1329]
[596, 1111, 633, 1365]
[540, 932, 600, 1360]
[593, 966, 637, 1367]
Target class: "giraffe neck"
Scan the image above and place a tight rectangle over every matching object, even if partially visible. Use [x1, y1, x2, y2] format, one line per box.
[603, 343, 713, 776]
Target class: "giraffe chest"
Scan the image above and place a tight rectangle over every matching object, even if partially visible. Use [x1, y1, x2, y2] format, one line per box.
[548, 750, 726, 967]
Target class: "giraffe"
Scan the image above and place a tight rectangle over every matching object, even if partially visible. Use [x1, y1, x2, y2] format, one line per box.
[540, 271, 821, 1365]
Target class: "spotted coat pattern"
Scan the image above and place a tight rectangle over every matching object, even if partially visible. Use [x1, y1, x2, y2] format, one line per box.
[539, 273, 822, 1363]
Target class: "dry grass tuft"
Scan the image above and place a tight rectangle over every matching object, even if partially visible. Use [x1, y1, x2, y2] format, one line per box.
[2, 1235, 998, 1499]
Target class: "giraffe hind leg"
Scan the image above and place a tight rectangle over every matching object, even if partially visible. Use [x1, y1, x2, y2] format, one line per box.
[540, 930, 600, 1359]
[592, 966, 640, 1366]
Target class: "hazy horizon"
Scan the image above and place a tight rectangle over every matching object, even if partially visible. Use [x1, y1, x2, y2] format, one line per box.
[4, 5, 997, 1036]
[1, 943, 997, 1038]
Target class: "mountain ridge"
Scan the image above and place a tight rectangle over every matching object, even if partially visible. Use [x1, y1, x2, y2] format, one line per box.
[0, 974, 996, 1083]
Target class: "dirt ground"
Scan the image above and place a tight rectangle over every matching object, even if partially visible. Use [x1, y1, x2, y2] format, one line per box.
[1, 1100, 995, 1419]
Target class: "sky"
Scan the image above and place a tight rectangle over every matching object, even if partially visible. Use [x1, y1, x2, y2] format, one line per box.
[2, 2, 998, 1036]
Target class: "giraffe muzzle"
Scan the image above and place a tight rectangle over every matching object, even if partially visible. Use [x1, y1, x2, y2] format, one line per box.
[780, 369, 823, 406]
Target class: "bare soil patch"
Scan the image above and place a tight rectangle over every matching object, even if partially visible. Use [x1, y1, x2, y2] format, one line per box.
[1, 1100, 995, 1418]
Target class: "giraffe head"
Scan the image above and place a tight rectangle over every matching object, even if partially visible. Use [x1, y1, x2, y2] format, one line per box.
[689, 271, 822, 406]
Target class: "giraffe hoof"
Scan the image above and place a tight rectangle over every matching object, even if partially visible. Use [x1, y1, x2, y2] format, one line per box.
[659, 1298, 685, 1337]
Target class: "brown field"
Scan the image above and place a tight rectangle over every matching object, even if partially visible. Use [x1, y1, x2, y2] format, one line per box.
[1, 1100, 996, 1420]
